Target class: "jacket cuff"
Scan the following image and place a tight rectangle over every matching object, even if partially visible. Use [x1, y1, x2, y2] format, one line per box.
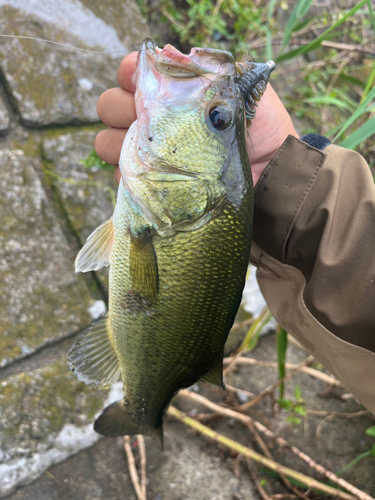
[252, 135, 326, 263]
[299, 133, 331, 151]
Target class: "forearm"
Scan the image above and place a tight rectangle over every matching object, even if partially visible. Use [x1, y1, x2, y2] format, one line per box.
[251, 135, 375, 412]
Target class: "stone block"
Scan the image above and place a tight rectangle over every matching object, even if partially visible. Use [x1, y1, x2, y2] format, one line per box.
[0, 149, 97, 366]
[0, 1, 148, 126]
[0, 355, 122, 497]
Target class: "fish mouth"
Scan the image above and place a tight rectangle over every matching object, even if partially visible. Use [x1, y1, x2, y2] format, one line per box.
[137, 37, 237, 82]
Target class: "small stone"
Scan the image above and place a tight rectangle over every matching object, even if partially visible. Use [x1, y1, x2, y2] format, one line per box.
[0, 96, 10, 133]
[88, 300, 107, 320]
[78, 78, 94, 91]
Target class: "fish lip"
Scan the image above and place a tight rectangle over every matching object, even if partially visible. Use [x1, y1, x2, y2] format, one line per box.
[137, 38, 237, 79]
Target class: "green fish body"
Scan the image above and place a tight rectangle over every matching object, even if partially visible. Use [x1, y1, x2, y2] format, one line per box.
[69, 39, 272, 441]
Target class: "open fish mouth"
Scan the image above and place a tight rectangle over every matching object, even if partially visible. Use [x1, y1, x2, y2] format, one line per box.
[137, 37, 236, 79]
[136, 38, 275, 124]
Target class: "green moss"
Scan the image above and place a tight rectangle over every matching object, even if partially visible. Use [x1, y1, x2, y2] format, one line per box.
[0, 357, 109, 441]
[41, 123, 106, 140]
[12, 135, 41, 158]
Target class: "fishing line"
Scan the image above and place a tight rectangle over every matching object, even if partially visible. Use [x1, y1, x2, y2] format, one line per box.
[0, 34, 128, 54]
[247, 128, 255, 154]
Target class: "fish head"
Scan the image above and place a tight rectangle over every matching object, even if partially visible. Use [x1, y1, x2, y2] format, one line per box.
[130, 38, 245, 178]
[119, 39, 269, 234]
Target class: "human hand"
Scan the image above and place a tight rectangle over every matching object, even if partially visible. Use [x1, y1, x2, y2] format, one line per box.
[95, 52, 298, 186]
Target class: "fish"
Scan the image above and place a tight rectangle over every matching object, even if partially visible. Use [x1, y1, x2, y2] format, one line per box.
[69, 38, 274, 443]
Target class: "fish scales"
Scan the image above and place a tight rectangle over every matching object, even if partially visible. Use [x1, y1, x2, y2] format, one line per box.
[69, 38, 274, 441]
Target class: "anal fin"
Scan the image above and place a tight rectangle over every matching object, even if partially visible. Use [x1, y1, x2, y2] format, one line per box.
[200, 359, 225, 388]
[75, 217, 114, 273]
[68, 316, 120, 387]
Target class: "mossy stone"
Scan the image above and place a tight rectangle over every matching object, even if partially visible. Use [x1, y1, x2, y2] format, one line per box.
[42, 130, 118, 290]
[0, 150, 96, 366]
[0, 1, 148, 126]
[0, 355, 121, 497]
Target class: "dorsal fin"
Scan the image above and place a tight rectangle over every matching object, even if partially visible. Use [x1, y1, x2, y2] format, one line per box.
[75, 218, 114, 273]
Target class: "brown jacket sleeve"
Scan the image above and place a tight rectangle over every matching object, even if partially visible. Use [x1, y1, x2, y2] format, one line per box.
[250, 135, 375, 413]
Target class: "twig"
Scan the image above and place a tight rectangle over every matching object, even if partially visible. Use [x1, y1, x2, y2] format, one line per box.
[247, 458, 274, 500]
[44, 470, 63, 486]
[322, 56, 352, 135]
[167, 405, 356, 500]
[306, 409, 370, 419]
[177, 390, 374, 500]
[246, 421, 308, 500]
[239, 356, 314, 411]
[137, 435, 147, 500]
[231, 317, 256, 330]
[321, 40, 375, 56]
[160, 7, 185, 30]
[124, 436, 145, 500]
[226, 383, 256, 400]
[223, 357, 343, 388]
[316, 410, 372, 440]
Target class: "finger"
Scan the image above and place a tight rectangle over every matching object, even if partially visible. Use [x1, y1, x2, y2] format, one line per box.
[95, 128, 127, 165]
[114, 166, 121, 184]
[97, 88, 136, 128]
[117, 52, 138, 93]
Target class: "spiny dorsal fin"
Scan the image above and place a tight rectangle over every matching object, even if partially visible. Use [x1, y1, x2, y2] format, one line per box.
[75, 217, 114, 273]
[200, 359, 225, 388]
[68, 316, 120, 387]
[129, 229, 159, 303]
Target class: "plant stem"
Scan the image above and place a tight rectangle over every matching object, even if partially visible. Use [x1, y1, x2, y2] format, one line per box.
[167, 405, 356, 500]
[336, 451, 372, 477]
[223, 357, 343, 387]
[176, 390, 374, 500]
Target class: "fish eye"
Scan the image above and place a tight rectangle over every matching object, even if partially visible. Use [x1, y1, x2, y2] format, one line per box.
[209, 106, 232, 131]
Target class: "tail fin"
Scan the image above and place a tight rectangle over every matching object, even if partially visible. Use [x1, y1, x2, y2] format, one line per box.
[94, 400, 163, 445]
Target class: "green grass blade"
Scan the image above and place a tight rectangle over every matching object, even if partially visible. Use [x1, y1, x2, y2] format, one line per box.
[333, 85, 375, 142]
[276, 0, 368, 63]
[361, 62, 375, 104]
[290, 17, 315, 34]
[367, 0, 375, 38]
[266, 0, 278, 60]
[281, 0, 314, 50]
[240, 307, 272, 352]
[276, 326, 288, 399]
[336, 450, 372, 477]
[305, 96, 354, 113]
[339, 115, 375, 149]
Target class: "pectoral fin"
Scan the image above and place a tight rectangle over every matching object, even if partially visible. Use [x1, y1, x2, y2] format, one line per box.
[200, 359, 225, 388]
[68, 316, 120, 387]
[75, 218, 114, 273]
[129, 228, 158, 303]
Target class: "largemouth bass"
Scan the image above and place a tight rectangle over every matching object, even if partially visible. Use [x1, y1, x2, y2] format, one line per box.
[69, 38, 274, 441]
